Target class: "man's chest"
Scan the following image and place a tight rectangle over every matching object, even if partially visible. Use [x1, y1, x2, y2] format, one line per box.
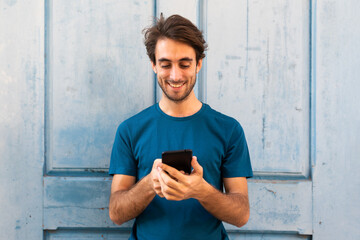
[131, 122, 227, 187]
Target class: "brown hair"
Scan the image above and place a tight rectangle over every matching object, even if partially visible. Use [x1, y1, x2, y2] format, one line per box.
[143, 14, 207, 64]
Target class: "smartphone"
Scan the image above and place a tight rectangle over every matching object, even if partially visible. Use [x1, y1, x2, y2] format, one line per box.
[161, 149, 192, 174]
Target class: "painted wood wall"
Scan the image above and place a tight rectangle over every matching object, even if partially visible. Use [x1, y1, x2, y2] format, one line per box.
[0, 0, 359, 239]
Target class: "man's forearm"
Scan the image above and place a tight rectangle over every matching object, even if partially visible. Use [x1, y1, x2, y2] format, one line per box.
[197, 181, 250, 227]
[109, 175, 156, 225]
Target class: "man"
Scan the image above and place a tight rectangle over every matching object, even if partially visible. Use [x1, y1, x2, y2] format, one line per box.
[109, 14, 253, 240]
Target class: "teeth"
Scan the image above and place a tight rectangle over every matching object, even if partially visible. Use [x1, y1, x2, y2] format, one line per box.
[169, 83, 184, 88]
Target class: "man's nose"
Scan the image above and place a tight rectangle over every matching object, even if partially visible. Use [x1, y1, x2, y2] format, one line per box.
[169, 66, 181, 81]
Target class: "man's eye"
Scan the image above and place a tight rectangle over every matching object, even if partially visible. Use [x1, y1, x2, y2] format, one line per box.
[180, 65, 190, 69]
[161, 65, 171, 69]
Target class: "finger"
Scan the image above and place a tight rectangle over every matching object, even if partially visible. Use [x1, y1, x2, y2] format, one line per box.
[155, 171, 165, 198]
[163, 192, 182, 201]
[191, 156, 203, 174]
[154, 185, 164, 198]
[158, 168, 181, 189]
[159, 183, 184, 201]
[159, 163, 186, 182]
[153, 158, 162, 169]
[157, 170, 184, 199]
[153, 170, 163, 197]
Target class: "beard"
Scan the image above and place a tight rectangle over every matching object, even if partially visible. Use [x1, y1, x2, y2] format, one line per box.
[157, 75, 197, 103]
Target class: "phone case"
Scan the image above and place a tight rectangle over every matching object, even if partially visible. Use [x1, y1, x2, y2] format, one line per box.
[161, 149, 192, 174]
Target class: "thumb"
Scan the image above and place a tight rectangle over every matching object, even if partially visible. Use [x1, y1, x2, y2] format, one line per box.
[191, 156, 203, 174]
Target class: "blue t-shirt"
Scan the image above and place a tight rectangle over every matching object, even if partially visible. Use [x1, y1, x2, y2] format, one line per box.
[109, 103, 253, 240]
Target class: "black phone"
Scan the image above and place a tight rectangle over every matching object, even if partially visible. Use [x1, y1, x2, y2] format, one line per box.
[161, 149, 192, 174]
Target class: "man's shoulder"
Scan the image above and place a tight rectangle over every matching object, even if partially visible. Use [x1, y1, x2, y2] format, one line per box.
[204, 104, 241, 127]
[117, 104, 157, 131]
[126, 104, 157, 122]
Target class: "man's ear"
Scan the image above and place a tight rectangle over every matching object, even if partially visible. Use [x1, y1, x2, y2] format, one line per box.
[196, 59, 203, 74]
[151, 61, 157, 74]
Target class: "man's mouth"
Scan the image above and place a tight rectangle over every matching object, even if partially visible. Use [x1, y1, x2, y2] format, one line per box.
[168, 82, 185, 88]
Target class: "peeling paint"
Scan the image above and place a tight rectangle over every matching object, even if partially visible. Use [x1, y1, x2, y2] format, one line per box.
[5, 0, 17, 7]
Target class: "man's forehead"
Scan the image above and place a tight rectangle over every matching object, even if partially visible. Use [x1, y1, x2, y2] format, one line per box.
[155, 38, 196, 61]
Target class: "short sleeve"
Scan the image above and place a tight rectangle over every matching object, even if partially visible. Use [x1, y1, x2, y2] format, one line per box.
[221, 122, 253, 178]
[109, 122, 137, 176]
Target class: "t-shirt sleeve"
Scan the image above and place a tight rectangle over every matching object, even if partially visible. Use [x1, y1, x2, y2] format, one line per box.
[109, 122, 137, 176]
[222, 122, 253, 178]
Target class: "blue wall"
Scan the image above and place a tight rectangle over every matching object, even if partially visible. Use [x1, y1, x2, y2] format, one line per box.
[0, 0, 359, 239]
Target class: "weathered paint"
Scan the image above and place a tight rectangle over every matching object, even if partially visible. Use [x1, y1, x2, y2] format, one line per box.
[45, 229, 131, 240]
[46, 0, 155, 174]
[0, 0, 44, 239]
[43, 177, 120, 229]
[43, 177, 311, 234]
[313, 0, 360, 239]
[207, 0, 310, 178]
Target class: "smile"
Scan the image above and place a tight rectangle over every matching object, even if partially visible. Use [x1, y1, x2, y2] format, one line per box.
[168, 82, 185, 88]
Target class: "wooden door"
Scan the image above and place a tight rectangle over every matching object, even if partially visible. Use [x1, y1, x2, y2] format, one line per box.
[6, 0, 360, 239]
[205, 0, 312, 238]
[43, 0, 154, 238]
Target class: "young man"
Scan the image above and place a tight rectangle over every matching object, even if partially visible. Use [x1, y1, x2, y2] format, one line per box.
[109, 14, 253, 240]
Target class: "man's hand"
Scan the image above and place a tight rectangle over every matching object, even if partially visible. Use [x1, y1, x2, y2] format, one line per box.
[150, 159, 164, 197]
[157, 156, 208, 201]
[157, 157, 250, 227]
[109, 158, 165, 225]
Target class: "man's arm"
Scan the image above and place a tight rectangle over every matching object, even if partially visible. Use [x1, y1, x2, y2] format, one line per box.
[157, 157, 250, 227]
[197, 177, 250, 227]
[109, 160, 162, 225]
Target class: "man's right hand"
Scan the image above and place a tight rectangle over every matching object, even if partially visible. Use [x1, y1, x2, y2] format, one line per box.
[150, 159, 164, 198]
[109, 159, 164, 225]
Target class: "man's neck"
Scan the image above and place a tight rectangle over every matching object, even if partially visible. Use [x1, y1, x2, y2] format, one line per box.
[159, 92, 202, 117]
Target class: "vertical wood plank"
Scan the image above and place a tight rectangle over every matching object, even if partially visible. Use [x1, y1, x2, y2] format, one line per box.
[157, 0, 198, 21]
[206, 0, 310, 177]
[0, 0, 44, 239]
[313, 0, 360, 239]
[155, 0, 202, 101]
[47, 0, 154, 172]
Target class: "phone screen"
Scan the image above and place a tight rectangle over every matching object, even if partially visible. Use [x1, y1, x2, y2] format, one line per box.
[161, 149, 192, 174]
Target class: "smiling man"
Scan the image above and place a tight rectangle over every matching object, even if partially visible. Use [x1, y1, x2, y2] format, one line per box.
[109, 14, 253, 240]
[155, 39, 199, 103]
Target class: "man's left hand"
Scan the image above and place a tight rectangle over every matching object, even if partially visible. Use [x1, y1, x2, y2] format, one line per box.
[157, 156, 208, 201]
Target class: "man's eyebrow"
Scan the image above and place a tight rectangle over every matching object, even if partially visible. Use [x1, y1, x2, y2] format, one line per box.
[158, 58, 171, 62]
[179, 57, 193, 62]
[158, 57, 193, 62]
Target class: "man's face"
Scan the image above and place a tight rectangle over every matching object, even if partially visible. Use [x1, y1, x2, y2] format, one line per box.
[152, 38, 202, 103]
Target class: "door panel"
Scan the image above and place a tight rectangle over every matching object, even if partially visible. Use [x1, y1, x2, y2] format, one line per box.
[45, 229, 131, 240]
[42, 0, 312, 238]
[44, 177, 118, 229]
[206, 0, 310, 177]
[236, 181, 312, 234]
[228, 234, 311, 240]
[43, 0, 154, 235]
[44, 177, 311, 234]
[46, 0, 154, 173]
[205, 0, 312, 236]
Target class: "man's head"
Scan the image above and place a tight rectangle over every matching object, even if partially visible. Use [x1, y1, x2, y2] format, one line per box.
[143, 14, 207, 65]
[143, 14, 207, 103]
